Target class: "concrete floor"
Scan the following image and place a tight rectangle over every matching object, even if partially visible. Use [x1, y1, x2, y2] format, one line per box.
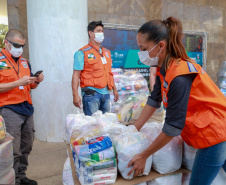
[26, 139, 68, 185]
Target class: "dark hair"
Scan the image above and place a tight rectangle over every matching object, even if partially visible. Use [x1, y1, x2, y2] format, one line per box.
[88, 21, 104, 32]
[5, 29, 25, 40]
[138, 17, 192, 69]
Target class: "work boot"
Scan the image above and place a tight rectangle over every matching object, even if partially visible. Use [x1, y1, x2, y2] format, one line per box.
[20, 177, 38, 185]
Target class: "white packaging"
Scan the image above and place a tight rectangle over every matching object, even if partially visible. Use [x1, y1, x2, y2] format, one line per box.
[182, 142, 197, 170]
[0, 133, 14, 177]
[115, 132, 152, 179]
[136, 182, 147, 185]
[147, 173, 182, 185]
[182, 172, 191, 185]
[0, 168, 15, 185]
[62, 157, 74, 185]
[152, 136, 183, 174]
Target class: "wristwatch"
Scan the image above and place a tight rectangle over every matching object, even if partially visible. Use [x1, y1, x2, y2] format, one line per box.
[35, 81, 40, 84]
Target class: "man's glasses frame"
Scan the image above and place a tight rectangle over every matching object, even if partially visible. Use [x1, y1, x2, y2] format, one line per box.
[6, 39, 26, 48]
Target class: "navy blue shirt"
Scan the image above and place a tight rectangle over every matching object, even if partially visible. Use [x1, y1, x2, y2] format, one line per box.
[147, 63, 195, 136]
[1, 57, 34, 116]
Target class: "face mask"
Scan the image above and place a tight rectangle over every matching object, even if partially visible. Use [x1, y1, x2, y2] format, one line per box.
[138, 43, 161, 66]
[7, 43, 23, 58]
[94, 32, 104, 43]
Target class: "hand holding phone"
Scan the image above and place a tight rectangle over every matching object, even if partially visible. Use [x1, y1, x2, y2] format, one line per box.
[34, 70, 43, 77]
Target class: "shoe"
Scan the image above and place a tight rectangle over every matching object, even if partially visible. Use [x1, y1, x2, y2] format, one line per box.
[20, 177, 38, 185]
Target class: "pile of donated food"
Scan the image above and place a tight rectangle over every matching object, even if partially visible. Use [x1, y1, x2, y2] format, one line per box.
[0, 115, 15, 185]
[62, 70, 226, 185]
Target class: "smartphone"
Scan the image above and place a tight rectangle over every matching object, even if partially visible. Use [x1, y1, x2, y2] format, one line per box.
[34, 70, 43, 77]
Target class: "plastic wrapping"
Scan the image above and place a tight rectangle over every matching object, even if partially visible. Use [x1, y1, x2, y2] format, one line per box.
[0, 133, 14, 177]
[115, 131, 152, 179]
[152, 136, 183, 174]
[110, 69, 149, 114]
[141, 122, 182, 174]
[0, 115, 6, 142]
[62, 157, 74, 185]
[117, 93, 148, 125]
[182, 142, 197, 170]
[217, 61, 226, 97]
[0, 168, 15, 185]
[147, 173, 182, 185]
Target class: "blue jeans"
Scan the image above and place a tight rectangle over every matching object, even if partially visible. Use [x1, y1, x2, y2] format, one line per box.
[189, 141, 226, 185]
[82, 92, 110, 116]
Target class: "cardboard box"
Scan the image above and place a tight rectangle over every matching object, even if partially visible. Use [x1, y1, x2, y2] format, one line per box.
[67, 144, 190, 185]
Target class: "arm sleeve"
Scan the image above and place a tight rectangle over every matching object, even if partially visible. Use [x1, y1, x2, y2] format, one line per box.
[146, 75, 162, 108]
[73, 50, 84, 70]
[162, 74, 193, 136]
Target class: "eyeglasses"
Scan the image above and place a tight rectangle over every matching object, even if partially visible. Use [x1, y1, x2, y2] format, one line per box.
[6, 39, 26, 48]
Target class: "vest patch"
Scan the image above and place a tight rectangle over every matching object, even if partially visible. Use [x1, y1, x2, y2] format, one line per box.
[0, 56, 6, 60]
[105, 52, 109, 58]
[20, 58, 26, 61]
[21, 61, 28, 68]
[88, 53, 96, 60]
[0, 61, 8, 67]
[163, 91, 167, 103]
[163, 79, 168, 89]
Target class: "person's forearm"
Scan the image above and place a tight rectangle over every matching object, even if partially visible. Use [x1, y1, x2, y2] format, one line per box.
[134, 104, 157, 131]
[72, 72, 80, 97]
[141, 132, 174, 159]
[0, 81, 20, 93]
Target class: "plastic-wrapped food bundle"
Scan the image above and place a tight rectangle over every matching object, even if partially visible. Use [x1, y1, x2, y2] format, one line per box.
[117, 93, 148, 125]
[62, 157, 74, 185]
[152, 136, 183, 174]
[148, 104, 166, 124]
[182, 172, 191, 185]
[217, 61, 226, 97]
[140, 122, 182, 174]
[66, 113, 96, 142]
[0, 115, 6, 142]
[0, 168, 15, 185]
[0, 133, 14, 178]
[114, 131, 152, 179]
[182, 142, 197, 170]
[136, 183, 147, 185]
[147, 173, 182, 185]
[110, 69, 149, 113]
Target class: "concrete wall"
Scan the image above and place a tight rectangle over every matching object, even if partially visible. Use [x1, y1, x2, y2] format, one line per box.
[7, 0, 29, 59]
[88, 0, 226, 82]
[0, 0, 8, 24]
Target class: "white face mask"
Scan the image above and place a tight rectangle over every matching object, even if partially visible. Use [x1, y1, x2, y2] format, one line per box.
[138, 43, 161, 66]
[7, 43, 23, 58]
[94, 32, 104, 43]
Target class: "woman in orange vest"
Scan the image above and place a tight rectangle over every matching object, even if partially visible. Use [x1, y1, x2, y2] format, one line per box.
[127, 17, 226, 185]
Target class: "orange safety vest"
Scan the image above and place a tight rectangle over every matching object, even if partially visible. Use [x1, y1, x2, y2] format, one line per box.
[79, 42, 114, 90]
[0, 48, 32, 107]
[160, 60, 226, 149]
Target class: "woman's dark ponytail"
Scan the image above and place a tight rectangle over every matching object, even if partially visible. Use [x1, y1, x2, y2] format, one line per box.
[138, 17, 193, 69]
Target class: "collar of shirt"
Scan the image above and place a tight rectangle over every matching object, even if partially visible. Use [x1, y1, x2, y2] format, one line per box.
[160, 54, 172, 77]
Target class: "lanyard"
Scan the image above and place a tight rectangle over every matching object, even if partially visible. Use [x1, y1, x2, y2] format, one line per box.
[1, 51, 20, 76]
[88, 44, 103, 57]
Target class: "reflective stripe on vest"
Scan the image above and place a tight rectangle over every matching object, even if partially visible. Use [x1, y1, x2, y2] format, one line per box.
[160, 60, 226, 149]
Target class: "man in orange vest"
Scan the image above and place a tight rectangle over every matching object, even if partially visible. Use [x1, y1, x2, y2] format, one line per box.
[72, 21, 119, 116]
[0, 29, 44, 185]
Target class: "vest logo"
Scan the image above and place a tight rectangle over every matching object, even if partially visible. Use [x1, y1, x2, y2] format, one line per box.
[0, 61, 8, 67]
[88, 53, 96, 60]
[163, 91, 167, 103]
[105, 52, 109, 58]
[21, 62, 28, 68]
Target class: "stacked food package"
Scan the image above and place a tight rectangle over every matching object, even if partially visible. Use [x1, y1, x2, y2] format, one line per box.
[110, 69, 149, 116]
[66, 114, 118, 185]
[0, 115, 15, 185]
[217, 61, 226, 97]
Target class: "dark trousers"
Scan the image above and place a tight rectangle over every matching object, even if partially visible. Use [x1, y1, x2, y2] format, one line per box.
[0, 108, 34, 184]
